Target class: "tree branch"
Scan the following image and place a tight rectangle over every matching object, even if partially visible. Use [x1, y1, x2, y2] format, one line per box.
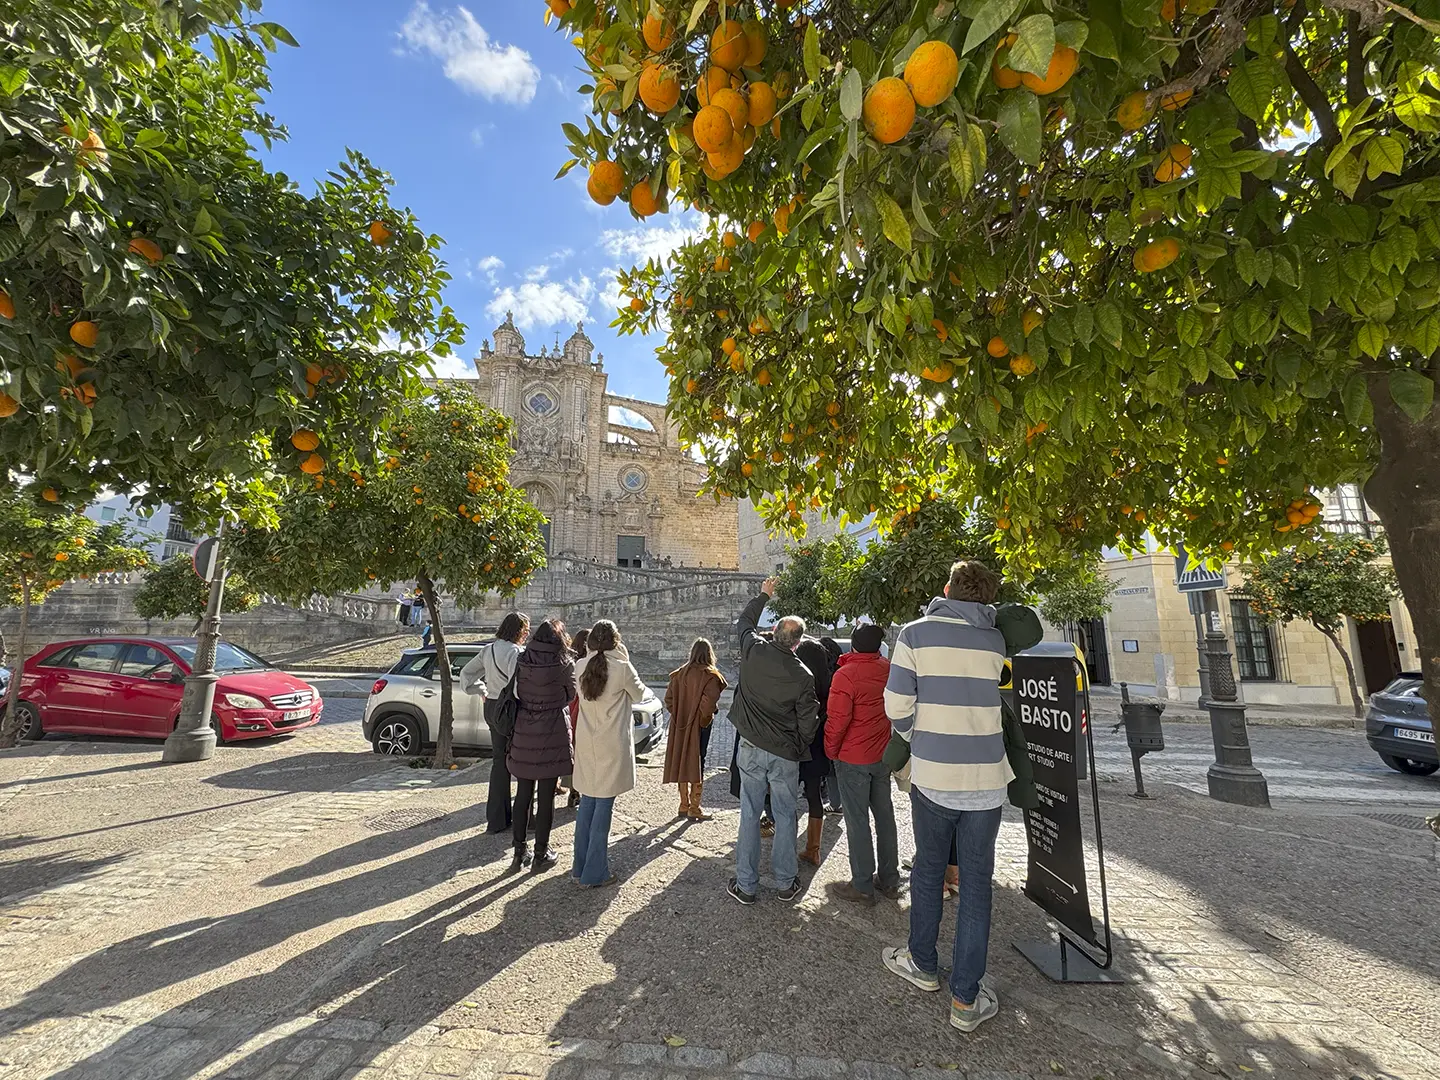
[1283, 40, 1341, 144]
[1346, 13, 1367, 106]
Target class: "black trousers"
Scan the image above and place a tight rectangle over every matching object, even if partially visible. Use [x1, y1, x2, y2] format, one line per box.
[699, 723, 712, 769]
[484, 708, 512, 834]
[803, 777, 825, 818]
[513, 777, 557, 854]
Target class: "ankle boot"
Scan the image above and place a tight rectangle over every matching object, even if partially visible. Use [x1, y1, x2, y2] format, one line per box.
[687, 780, 713, 820]
[800, 816, 823, 865]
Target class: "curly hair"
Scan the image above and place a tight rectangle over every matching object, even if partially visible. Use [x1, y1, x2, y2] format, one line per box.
[946, 560, 1000, 605]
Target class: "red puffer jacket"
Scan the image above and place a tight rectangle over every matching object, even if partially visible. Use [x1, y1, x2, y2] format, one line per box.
[824, 651, 892, 765]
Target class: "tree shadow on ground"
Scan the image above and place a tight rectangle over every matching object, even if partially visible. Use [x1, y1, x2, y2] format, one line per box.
[12, 822, 684, 1080]
[0, 848, 130, 903]
[200, 751, 406, 794]
[0, 793, 291, 854]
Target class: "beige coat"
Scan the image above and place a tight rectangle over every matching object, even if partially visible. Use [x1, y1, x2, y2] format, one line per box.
[572, 645, 648, 799]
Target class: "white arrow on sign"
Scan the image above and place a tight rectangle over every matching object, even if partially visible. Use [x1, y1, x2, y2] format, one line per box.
[1036, 862, 1079, 895]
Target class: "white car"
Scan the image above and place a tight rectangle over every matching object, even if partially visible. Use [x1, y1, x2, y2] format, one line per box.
[362, 644, 664, 757]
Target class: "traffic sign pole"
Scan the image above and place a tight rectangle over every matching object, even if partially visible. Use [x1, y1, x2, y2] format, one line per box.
[162, 520, 226, 764]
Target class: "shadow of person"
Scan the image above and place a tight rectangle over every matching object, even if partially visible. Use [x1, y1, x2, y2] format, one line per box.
[18, 823, 686, 1080]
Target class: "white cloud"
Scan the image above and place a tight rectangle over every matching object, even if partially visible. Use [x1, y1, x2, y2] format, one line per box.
[469, 127, 485, 147]
[524, 264, 550, 282]
[427, 352, 478, 378]
[597, 266, 626, 316]
[399, 3, 540, 105]
[609, 405, 655, 431]
[472, 255, 504, 285]
[487, 276, 595, 330]
[599, 214, 709, 266]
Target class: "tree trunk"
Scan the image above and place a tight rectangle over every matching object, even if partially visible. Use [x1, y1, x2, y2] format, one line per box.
[417, 572, 455, 769]
[0, 576, 33, 748]
[1319, 627, 1366, 719]
[1363, 374, 1440, 731]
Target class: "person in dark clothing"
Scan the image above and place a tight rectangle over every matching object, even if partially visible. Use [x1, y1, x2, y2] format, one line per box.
[459, 612, 529, 835]
[795, 637, 838, 866]
[507, 620, 576, 873]
[727, 579, 821, 905]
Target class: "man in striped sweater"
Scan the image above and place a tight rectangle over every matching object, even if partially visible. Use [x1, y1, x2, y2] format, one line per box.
[881, 560, 1010, 1033]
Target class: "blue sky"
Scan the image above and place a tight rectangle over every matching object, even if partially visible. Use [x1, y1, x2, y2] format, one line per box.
[259, 0, 697, 403]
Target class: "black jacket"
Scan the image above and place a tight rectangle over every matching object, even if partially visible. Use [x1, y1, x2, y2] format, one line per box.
[728, 593, 820, 762]
[795, 638, 836, 781]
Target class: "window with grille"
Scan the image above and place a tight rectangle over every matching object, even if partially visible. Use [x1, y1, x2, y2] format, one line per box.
[1230, 598, 1278, 681]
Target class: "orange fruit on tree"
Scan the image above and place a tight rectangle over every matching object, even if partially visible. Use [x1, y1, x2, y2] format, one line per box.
[630, 180, 659, 217]
[629, 296, 646, 311]
[903, 41, 960, 107]
[290, 429, 320, 452]
[1161, 86, 1193, 110]
[771, 115, 781, 138]
[128, 237, 164, 264]
[1161, 0, 1178, 18]
[713, 253, 732, 271]
[696, 65, 733, 106]
[1010, 353, 1036, 376]
[921, 361, 956, 381]
[710, 19, 748, 71]
[1153, 144, 1193, 182]
[750, 313, 772, 334]
[773, 203, 791, 235]
[711, 87, 750, 129]
[685, 377, 700, 393]
[547, 0, 571, 15]
[862, 77, 916, 144]
[825, 401, 841, 416]
[931, 318, 948, 342]
[693, 104, 736, 154]
[75, 383, 97, 408]
[0, 391, 18, 418]
[642, 10, 675, 51]
[722, 336, 737, 354]
[706, 138, 745, 178]
[1115, 90, 1154, 131]
[368, 220, 393, 245]
[741, 461, 755, 477]
[986, 336, 1009, 358]
[1303, 502, 1323, 516]
[42, 487, 59, 502]
[1022, 309, 1044, 335]
[756, 368, 772, 386]
[0, 291, 14, 319]
[1133, 236, 1181, 272]
[589, 159, 625, 200]
[742, 19, 768, 66]
[738, 123, 757, 153]
[992, 34, 1022, 89]
[746, 220, 766, 242]
[69, 320, 98, 348]
[638, 63, 681, 114]
[1019, 45, 1078, 95]
[747, 82, 778, 126]
[722, 230, 740, 248]
[729, 351, 746, 372]
[300, 452, 325, 475]
[771, 451, 784, 463]
[587, 174, 617, 204]
[1220, 540, 1235, 552]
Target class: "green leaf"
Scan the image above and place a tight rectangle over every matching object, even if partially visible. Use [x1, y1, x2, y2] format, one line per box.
[873, 190, 912, 252]
[948, 130, 977, 196]
[1054, 21, 1089, 51]
[803, 21, 821, 83]
[911, 179, 936, 238]
[1364, 135, 1405, 180]
[1072, 304, 1094, 346]
[963, 0, 1025, 56]
[1278, 293, 1312, 336]
[0, 64, 28, 97]
[194, 207, 214, 235]
[1389, 369, 1435, 422]
[554, 158, 579, 180]
[1356, 322, 1387, 358]
[1008, 15, 1056, 79]
[1227, 58, 1277, 122]
[1410, 313, 1440, 357]
[1342, 374, 1372, 426]
[686, 0, 708, 32]
[996, 91, 1042, 166]
[1095, 300, 1123, 347]
[1177, 309, 1204, 347]
[257, 21, 300, 47]
[840, 68, 863, 122]
[1104, 211, 1131, 247]
[1332, 153, 1364, 198]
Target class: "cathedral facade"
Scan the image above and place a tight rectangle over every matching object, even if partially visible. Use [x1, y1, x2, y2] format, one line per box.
[447, 315, 739, 570]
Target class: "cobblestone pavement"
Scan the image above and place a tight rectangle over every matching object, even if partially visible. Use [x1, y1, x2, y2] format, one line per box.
[0, 708, 1436, 1080]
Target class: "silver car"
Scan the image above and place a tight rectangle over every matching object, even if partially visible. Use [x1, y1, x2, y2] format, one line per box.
[362, 644, 664, 757]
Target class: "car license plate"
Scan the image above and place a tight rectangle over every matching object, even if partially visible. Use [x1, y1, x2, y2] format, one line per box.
[283, 709, 311, 722]
[1394, 727, 1434, 744]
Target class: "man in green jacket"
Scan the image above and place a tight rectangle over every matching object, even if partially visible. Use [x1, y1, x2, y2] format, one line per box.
[728, 578, 820, 906]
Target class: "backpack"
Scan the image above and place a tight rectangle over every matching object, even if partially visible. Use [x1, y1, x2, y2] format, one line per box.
[483, 642, 520, 740]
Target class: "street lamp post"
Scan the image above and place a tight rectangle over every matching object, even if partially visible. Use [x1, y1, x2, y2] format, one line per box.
[162, 521, 227, 764]
[1202, 620, 1270, 807]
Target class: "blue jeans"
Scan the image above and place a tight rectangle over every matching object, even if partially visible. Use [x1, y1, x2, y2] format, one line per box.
[573, 795, 615, 885]
[835, 760, 900, 895]
[735, 739, 800, 894]
[908, 791, 1003, 1004]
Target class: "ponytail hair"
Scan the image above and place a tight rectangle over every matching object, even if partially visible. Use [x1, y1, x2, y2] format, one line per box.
[579, 620, 620, 701]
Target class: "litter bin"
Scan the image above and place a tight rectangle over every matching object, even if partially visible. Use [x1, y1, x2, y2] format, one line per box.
[1118, 682, 1165, 797]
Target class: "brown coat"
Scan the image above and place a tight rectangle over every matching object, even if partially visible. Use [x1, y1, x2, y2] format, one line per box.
[662, 663, 727, 784]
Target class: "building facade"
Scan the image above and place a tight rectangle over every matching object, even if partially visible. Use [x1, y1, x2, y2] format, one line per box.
[738, 500, 878, 576]
[82, 495, 192, 564]
[453, 316, 739, 570]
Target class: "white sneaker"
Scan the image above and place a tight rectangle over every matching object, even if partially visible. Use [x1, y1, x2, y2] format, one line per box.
[881, 946, 941, 992]
[950, 985, 999, 1032]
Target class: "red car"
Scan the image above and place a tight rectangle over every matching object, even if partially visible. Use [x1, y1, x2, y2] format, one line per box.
[11, 636, 323, 743]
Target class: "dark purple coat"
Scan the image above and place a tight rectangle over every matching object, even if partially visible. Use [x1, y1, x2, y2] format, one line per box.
[507, 636, 577, 781]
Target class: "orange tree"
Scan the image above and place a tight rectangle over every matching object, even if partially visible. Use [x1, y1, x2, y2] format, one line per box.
[0, 0, 462, 519]
[228, 387, 548, 768]
[133, 554, 261, 631]
[0, 486, 151, 746]
[556, 0, 1440, 724]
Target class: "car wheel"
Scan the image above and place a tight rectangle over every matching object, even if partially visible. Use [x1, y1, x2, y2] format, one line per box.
[209, 714, 227, 745]
[1380, 753, 1439, 776]
[11, 702, 44, 742]
[372, 715, 420, 756]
